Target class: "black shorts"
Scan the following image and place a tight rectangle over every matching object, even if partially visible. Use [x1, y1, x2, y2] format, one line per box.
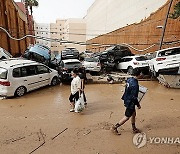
[125, 108, 135, 117]
[69, 91, 79, 103]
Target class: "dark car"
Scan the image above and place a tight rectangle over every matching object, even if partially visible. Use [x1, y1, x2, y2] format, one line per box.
[61, 48, 79, 60]
[59, 59, 82, 81]
[99, 45, 133, 63]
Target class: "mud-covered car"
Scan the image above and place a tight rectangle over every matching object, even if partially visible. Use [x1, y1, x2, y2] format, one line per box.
[59, 59, 82, 81]
[24, 44, 59, 71]
[61, 48, 79, 60]
[98, 45, 133, 71]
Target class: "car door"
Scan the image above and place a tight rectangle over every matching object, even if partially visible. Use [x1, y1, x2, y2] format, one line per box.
[118, 58, 132, 70]
[36, 65, 51, 87]
[164, 48, 180, 67]
[24, 65, 40, 91]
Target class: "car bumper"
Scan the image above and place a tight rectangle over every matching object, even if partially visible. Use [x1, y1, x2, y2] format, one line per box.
[158, 67, 179, 74]
[85, 67, 101, 72]
[60, 72, 72, 81]
[0, 86, 13, 97]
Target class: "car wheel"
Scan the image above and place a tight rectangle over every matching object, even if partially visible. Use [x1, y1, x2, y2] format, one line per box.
[15, 86, 26, 97]
[51, 77, 58, 86]
[127, 66, 134, 75]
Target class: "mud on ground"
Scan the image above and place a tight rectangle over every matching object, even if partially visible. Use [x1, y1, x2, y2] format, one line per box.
[0, 81, 179, 154]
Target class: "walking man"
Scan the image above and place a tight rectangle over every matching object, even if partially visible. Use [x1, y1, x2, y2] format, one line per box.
[111, 68, 142, 135]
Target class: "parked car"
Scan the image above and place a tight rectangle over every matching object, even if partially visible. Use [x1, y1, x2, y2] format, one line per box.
[0, 59, 59, 97]
[149, 46, 180, 77]
[82, 57, 101, 72]
[117, 55, 149, 75]
[79, 50, 93, 61]
[0, 47, 13, 60]
[61, 48, 79, 60]
[59, 59, 82, 81]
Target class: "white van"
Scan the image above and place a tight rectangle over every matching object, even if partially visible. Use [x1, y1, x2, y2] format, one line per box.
[0, 47, 13, 60]
[0, 59, 59, 97]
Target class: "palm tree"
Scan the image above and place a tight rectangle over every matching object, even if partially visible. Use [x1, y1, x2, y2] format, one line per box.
[23, 0, 39, 44]
[24, 0, 39, 15]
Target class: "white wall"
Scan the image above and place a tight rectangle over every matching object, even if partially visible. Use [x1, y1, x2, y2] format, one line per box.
[85, 0, 168, 40]
[34, 23, 51, 48]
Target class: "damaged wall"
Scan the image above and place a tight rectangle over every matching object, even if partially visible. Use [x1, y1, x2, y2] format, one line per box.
[86, 0, 180, 54]
[0, 0, 32, 56]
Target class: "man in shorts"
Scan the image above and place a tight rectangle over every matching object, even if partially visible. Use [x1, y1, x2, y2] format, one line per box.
[111, 68, 141, 135]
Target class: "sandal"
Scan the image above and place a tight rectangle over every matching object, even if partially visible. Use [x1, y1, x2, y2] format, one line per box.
[111, 125, 121, 135]
[132, 128, 141, 134]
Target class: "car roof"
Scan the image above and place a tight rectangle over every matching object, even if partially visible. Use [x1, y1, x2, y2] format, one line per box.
[0, 59, 39, 69]
[62, 59, 80, 63]
[156, 46, 180, 53]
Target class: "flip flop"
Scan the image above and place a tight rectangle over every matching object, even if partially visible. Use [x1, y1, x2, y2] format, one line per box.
[111, 125, 121, 135]
[132, 128, 141, 134]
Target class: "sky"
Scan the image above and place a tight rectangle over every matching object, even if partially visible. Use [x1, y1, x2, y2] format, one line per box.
[15, 0, 95, 23]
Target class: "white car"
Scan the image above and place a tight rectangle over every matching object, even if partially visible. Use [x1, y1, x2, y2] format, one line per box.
[0, 59, 59, 97]
[149, 46, 180, 76]
[117, 55, 149, 74]
[0, 47, 13, 60]
[82, 57, 101, 72]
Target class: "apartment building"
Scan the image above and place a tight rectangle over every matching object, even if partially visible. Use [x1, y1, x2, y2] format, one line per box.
[50, 19, 86, 53]
[34, 23, 51, 48]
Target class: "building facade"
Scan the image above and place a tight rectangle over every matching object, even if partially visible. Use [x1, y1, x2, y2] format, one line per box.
[85, 0, 180, 53]
[50, 19, 86, 53]
[85, 0, 168, 41]
[34, 23, 51, 48]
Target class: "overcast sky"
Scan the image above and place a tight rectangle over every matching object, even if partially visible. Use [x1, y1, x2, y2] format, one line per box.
[15, 0, 95, 23]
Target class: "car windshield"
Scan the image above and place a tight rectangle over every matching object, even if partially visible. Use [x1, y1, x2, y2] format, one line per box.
[135, 56, 148, 61]
[85, 58, 99, 62]
[0, 67, 7, 79]
[158, 48, 180, 57]
[64, 62, 82, 68]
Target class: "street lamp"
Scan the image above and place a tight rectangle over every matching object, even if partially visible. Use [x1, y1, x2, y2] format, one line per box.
[159, 0, 174, 50]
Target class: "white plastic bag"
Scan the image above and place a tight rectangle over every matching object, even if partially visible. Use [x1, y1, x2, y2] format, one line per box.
[74, 93, 85, 113]
[138, 85, 148, 102]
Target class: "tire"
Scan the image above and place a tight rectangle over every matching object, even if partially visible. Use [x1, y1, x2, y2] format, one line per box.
[51, 77, 58, 86]
[127, 66, 134, 75]
[15, 86, 26, 97]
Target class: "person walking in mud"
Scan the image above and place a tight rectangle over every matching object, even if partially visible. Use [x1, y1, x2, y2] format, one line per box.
[111, 68, 141, 135]
[69, 69, 81, 112]
[78, 67, 87, 106]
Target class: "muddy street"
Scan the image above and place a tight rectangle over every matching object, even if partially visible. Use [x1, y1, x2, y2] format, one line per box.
[0, 81, 180, 154]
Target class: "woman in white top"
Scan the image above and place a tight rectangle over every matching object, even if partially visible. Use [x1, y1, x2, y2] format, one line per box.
[69, 69, 81, 112]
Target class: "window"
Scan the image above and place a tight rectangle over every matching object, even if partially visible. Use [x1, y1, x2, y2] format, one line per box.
[135, 56, 147, 61]
[0, 68, 7, 79]
[13, 68, 21, 77]
[26, 65, 37, 76]
[122, 58, 133, 62]
[158, 48, 180, 57]
[37, 65, 49, 74]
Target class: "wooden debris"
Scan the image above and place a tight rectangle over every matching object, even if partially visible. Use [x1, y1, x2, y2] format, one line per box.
[51, 128, 68, 140]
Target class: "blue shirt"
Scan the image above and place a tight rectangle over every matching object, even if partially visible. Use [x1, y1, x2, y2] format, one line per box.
[121, 77, 139, 109]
